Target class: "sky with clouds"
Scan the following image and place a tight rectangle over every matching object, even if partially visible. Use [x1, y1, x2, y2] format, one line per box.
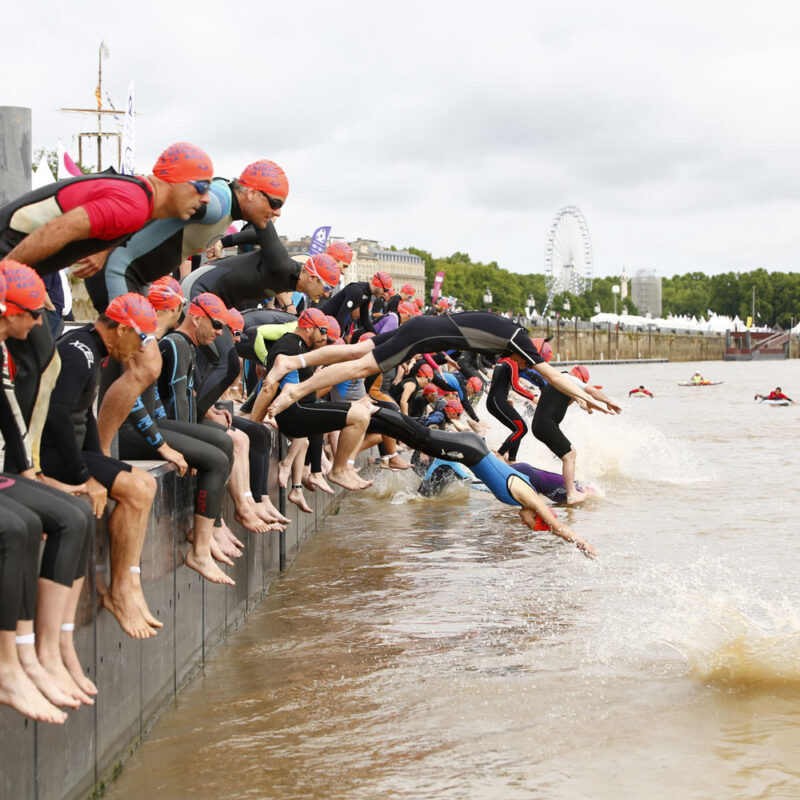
[4, 0, 800, 279]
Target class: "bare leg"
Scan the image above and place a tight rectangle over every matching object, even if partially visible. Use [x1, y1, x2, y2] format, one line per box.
[562, 449, 587, 505]
[59, 579, 98, 697]
[327, 402, 373, 490]
[185, 516, 235, 585]
[278, 437, 306, 487]
[288, 442, 313, 512]
[0, 631, 67, 724]
[35, 578, 93, 705]
[15, 620, 79, 709]
[226, 428, 270, 533]
[96, 340, 162, 455]
[382, 436, 412, 470]
[102, 469, 158, 639]
[267, 353, 380, 418]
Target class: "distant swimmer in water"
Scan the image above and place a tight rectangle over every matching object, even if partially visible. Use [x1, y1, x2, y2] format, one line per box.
[628, 385, 653, 397]
[690, 372, 706, 384]
[755, 387, 794, 403]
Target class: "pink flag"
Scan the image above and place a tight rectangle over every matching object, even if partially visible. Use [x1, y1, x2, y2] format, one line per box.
[431, 271, 445, 303]
[57, 140, 82, 179]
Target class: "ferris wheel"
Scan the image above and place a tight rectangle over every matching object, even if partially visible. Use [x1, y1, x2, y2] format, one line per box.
[543, 205, 593, 311]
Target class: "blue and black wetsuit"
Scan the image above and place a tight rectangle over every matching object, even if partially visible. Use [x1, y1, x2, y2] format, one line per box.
[431, 370, 480, 422]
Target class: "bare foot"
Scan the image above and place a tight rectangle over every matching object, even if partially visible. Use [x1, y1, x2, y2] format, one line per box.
[387, 455, 413, 470]
[185, 549, 235, 585]
[252, 502, 286, 527]
[37, 649, 94, 706]
[268, 384, 300, 417]
[260, 497, 290, 524]
[17, 645, 81, 709]
[59, 634, 98, 697]
[208, 534, 235, 565]
[328, 467, 374, 491]
[0, 663, 67, 724]
[213, 524, 243, 558]
[217, 518, 245, 549]
[234, 508, 270, 533]
[288, 486, 313, 513]
[566, 491, 588, 505]
[305, 473, 335, 494]
[132, 586, 164, 630]
[102, 590, 157, 639]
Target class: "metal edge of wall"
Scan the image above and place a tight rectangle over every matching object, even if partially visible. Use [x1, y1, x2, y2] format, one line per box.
[0, 428, 347, 800]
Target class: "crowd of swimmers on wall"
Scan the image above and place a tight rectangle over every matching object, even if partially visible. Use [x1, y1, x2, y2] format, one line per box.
[0, 144, 625, 725]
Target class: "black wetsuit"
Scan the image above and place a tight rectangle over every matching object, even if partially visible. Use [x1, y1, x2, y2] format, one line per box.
[40, 325, 133, 490]
[266, 332, 353, 438]
[369, 312, 543, 373]
[185, 223, 300, 307]
[321, 282, 376, 336]
[431, 371, 480, 422]
[531, 373, 579, 459]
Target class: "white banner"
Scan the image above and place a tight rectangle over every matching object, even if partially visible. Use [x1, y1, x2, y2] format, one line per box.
[120, 81, 135, 175]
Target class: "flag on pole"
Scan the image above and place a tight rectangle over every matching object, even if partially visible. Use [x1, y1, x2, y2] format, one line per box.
[57, 140, 82, 179]
[120, 82, 135, 175]
[431, 271, 445, 303]
[308, 226, 332, 256]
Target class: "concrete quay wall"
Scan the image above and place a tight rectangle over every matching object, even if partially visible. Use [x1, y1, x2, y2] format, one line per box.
[0, 432, 344, 800]
[535, 323, 727, 363]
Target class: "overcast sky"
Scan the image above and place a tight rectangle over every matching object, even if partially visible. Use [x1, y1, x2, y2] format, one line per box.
[4, 1, 800, 278]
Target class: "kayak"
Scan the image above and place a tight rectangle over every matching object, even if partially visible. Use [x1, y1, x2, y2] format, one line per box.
[678, 381, 723, 386]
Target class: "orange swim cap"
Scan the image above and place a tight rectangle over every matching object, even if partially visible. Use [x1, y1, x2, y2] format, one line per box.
[444, 399, 463, 416]
[371, 271, 393, 292]
[326, 242, 353, 264]
[304, 254, 340, 288]
[0, 259, 46, 315]
[105, 292, 158, 333]
[570, 365, 590, 383]
[297, 307, 329, 330]
[152, 143, 213, 183]
[325, 316, 341, 341]
[238, 159, 289, 199]
[188, 293, 228, 323]
[226, 308, 244, 334]
[418, 364, 434, 379]
[398, 301, 418, 317]
[400, 283, 415, 296]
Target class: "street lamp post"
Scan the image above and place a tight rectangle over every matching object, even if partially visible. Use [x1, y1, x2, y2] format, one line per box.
[527, 293, 536, 319]
[483, 287, 493, 311]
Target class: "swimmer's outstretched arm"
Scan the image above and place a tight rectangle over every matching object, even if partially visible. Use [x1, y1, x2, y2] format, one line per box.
[534, 363, 606, 414]
[509, 475, 596, 559]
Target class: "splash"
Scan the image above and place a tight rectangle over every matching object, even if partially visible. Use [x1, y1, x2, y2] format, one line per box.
[588, 555, 800, 689]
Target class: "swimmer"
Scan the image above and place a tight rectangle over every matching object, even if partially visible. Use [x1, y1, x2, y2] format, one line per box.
[532, 365, 620, 504]
[628, 385, 653, 397]
[755, 387, 793, 403]
[262, 311, 608, 419]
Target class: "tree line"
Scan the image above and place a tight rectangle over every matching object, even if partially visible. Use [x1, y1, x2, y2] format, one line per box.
[408, 248, 800, 328]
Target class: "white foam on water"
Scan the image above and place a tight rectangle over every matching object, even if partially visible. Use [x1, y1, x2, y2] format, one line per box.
[584, 553, 800, 688]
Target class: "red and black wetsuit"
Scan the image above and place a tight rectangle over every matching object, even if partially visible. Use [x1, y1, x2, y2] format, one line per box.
[486, 357, 536, 460]
[0, 171, 153, 275]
